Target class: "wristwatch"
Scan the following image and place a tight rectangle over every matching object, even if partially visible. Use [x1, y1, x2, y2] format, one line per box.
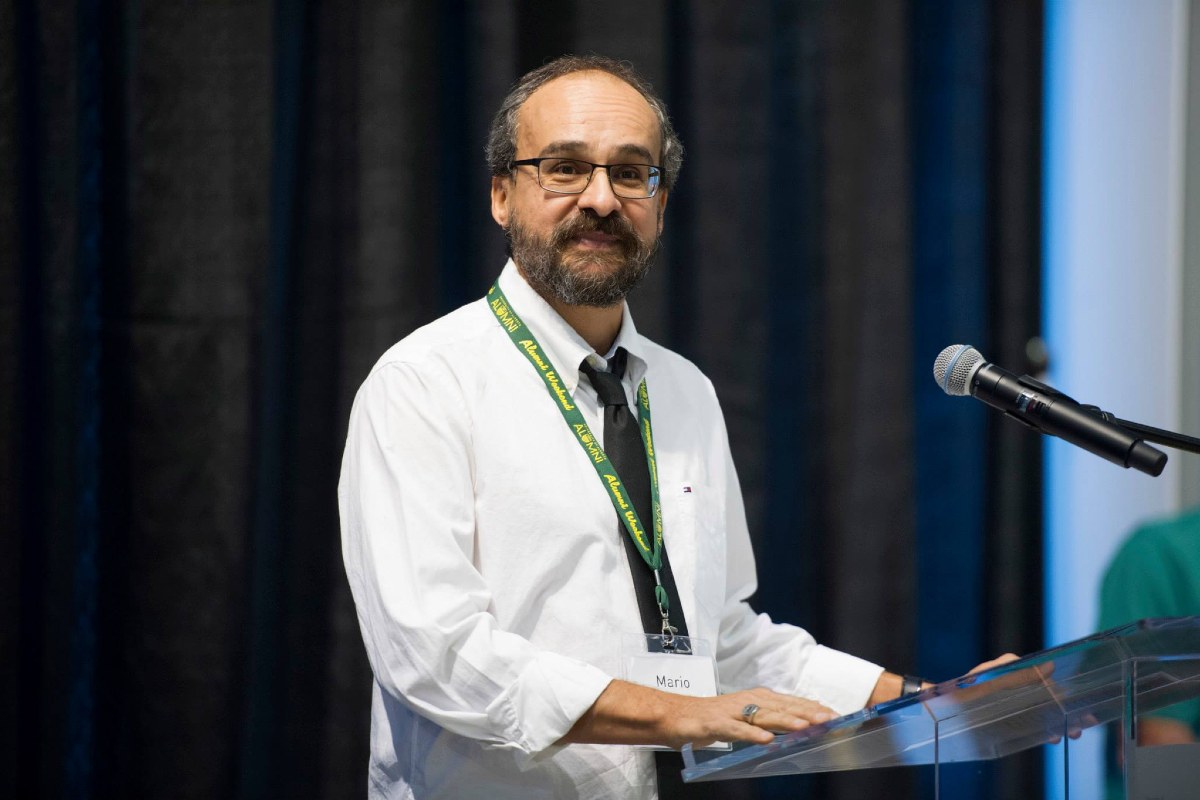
[900, 675, 926, 698]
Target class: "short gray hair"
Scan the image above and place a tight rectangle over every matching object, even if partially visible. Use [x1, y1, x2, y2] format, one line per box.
[485, 54, 684, 192]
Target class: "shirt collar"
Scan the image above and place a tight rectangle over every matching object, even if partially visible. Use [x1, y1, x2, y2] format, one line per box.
[496, 259, 647, 393]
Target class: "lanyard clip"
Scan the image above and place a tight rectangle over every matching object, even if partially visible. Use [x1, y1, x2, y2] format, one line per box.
[654, 569, 679, 650]
[660, 607, 678, 649]
[659, 611, 691, 654]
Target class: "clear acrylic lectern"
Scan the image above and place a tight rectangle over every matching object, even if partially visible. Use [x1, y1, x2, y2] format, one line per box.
[681, 617, 1200, 799]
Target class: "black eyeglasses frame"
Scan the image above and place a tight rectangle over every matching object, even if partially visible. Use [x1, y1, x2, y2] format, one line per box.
[509, 157, 664, 199]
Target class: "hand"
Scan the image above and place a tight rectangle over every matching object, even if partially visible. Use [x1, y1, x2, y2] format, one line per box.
[954, 654, 1089, 743]
[967, 653, 1020, 675]
[560, 680, 838, 750]
[658, 687, 838, 749]
[1116, 717, 1197, 767]
[868, 653, 1021, 706]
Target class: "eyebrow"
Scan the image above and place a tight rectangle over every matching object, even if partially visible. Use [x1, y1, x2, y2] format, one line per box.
[539, 140, 658, 164]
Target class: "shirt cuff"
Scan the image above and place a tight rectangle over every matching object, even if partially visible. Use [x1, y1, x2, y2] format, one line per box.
[486, 650, 614, 761]
[792, 645, 885, 716]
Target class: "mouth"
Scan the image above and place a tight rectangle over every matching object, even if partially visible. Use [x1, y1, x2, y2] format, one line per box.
[571, 231, 621, 249]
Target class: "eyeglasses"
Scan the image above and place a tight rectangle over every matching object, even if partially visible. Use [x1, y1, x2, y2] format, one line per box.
[511, 157, 663, 199]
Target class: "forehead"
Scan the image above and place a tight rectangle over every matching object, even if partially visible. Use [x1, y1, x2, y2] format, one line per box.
[516, 71, 662, 159]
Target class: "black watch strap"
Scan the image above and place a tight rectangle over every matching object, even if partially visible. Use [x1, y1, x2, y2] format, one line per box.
[901, 675, 926, 697]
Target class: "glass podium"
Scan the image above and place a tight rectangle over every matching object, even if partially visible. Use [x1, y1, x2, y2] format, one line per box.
[681, 617, 1200, 799]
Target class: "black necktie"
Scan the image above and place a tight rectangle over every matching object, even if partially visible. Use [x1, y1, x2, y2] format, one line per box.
[580, 348, 689, 641]
[580, 350, 752, 800]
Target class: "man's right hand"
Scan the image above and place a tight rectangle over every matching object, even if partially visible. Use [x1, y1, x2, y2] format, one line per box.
[558, 679, 837, 750]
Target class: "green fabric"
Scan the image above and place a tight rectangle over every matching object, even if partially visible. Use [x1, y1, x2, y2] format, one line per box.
[1099, 507, 1200, 799]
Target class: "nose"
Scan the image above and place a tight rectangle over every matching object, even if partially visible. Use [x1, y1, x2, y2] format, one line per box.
[576, 166, 622, 217]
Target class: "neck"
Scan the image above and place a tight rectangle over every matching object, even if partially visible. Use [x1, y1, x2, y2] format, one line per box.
[545, 295, 624, 355]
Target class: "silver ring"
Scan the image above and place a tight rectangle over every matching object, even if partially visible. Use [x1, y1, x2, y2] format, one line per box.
[741, 703, 760, 725]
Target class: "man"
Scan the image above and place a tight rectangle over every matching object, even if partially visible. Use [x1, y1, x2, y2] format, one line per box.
[340, 55, 983, 798]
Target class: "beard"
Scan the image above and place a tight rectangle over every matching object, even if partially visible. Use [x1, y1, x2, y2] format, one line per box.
[506, 209, 659, 308]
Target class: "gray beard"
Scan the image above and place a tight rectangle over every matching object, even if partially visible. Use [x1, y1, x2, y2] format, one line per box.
[507, 210, 658, 308]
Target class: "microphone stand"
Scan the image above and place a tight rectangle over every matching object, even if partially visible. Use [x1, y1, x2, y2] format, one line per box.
[1082, 406, 1200, 457]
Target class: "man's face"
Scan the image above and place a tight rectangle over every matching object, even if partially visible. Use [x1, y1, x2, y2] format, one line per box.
[490, 71, 669, 308]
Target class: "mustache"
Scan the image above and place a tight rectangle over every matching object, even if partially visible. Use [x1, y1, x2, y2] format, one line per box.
[550, 211, 640, 250]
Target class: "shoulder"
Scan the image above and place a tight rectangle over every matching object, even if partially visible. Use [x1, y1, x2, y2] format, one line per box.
[1112, 507, 1200, 567]
[349, 298, 509, 416]
[1100, 506, 1200, 624]
[367, 299, 497, 377]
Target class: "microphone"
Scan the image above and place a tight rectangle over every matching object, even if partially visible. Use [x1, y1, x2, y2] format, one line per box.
[932, 344, 1167, 477]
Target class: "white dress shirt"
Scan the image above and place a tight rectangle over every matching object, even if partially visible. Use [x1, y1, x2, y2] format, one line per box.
[339, 260, 884, 799]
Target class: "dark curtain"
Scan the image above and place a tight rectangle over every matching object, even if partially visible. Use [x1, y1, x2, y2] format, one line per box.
[1, 1, 1044, 798]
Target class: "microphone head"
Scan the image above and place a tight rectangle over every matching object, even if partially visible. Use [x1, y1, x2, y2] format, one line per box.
[933, 344, 985, 396]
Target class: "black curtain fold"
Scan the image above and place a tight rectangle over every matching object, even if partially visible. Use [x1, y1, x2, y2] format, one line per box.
[1, 2, 1044, 798]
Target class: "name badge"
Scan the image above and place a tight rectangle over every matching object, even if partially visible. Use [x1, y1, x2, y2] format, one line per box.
[627, 650, 718, 696]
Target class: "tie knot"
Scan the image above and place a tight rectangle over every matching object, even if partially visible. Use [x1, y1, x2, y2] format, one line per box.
[581, 351, 628, 408]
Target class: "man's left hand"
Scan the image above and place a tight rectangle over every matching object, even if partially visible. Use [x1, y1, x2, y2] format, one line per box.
[867, 653, 1020, 706]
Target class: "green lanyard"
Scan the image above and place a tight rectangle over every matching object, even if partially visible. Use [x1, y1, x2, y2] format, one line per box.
[487, 282, 675, 633]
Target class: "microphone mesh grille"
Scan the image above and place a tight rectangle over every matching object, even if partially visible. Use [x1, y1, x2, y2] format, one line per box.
[933, 345, 983, 396]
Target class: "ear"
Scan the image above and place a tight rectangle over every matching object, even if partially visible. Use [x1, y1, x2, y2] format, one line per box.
[491, 175, 513, 228]
[655, 188, 669, 234]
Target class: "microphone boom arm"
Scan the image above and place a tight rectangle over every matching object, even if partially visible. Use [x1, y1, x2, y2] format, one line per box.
[1014, 373, 1196, 463]
[1081, 407, 1200, 456]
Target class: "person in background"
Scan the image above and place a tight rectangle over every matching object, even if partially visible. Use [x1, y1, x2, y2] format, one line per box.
[1099, 505, 1200, 798]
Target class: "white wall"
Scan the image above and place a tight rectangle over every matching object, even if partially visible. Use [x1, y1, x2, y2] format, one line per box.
[1043, 1, 1189, 797]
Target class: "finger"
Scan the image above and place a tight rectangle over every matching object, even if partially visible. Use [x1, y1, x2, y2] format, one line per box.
[751, 709, 811, 733]
[675, 714, 773, 749]
[713, 718, 792, 746]
[741, 705, 834, 736]
[688, 732, 764, 749]
[749, 691, 837, 724]
[719, 725, 775, 747]
[967, 653, 1020, 675]
[694, 715, 776, 747]
[779, 705, 835, 724]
